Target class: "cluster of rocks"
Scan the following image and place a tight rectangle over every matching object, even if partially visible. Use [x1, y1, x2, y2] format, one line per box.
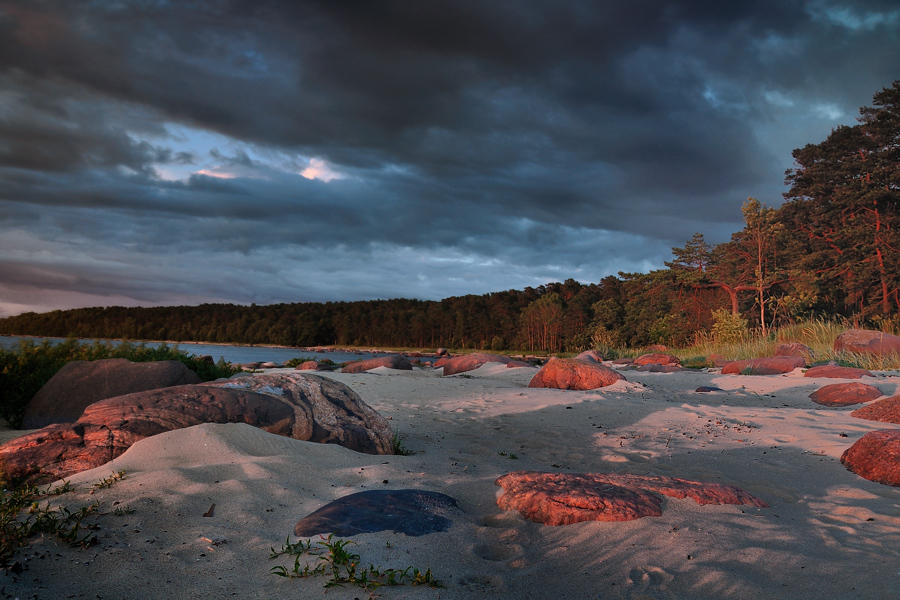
[0, 361, 393, 484]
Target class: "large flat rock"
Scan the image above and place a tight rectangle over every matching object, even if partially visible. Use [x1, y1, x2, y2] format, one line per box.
[294, 489, 459, 537]
[495, 471, 768, 525]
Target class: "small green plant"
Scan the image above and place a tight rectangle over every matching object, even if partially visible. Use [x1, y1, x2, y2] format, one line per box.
[269, 534, 443, 592]
[497, 451, 518, 459]
[391, 432, 414, 456]
[112, 505, 135, 516]
[92, 471, 127, 491]
[0, 481, 100, 566]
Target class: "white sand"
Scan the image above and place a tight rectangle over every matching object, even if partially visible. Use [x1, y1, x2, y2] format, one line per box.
[5, 364, 900, 599]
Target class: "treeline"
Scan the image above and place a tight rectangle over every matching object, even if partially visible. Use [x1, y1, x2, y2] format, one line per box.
[1, 81, 898, 352]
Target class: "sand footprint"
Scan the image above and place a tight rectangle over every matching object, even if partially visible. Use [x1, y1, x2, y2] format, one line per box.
[626, 566, 677, 599]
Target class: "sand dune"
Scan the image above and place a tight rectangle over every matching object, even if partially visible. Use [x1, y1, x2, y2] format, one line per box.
[4, 363, 900, 599]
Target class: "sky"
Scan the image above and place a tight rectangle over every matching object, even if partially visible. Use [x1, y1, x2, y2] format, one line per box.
[1, 0, 898, 318]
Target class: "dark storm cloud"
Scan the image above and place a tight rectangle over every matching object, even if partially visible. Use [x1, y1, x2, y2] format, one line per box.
[0, 0, 898, 314]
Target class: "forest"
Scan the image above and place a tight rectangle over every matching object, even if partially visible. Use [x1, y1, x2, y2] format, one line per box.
[1, 81, 898, 353]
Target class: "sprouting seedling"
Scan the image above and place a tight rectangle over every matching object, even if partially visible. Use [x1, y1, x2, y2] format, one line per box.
[92, 471, 127, 492]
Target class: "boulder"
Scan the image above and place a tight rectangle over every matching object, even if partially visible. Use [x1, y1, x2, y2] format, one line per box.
[850, 396, 900, 424]
[636, 364, 688, 373]
[22, 359, 202, 429]
[646, 344, 668, 352]
[259, 362, 280, 369]
[809, 383, 883, 407]
[436, 348, 449, 356]
[841, 429, 900, 486]
[634, 353, 680, 366]
[834, 329, 900, 357]
[574, 350, 605, 363]
[495, 471, 768, 525]
[774, 343, 813, 358]
[804, 365, 873, 379]
[341, 355, 413, 373]
[721, 356, 805, 375]
[527, 358, 625, 390]
[506, 359, 537, 369]
[195, 355, 215, 364]
[441, 353, 515, 376]
[294, 489, 458, 537]
[433, 357, 450, 369]
[0, 373, 393, 484]
[295, 360, 329, 371]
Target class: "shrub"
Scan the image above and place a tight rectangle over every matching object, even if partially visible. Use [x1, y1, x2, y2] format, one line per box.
[710, 309, 748, 344]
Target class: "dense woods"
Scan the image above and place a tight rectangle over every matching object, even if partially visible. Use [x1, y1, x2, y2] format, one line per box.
[2, 82, 898, 352]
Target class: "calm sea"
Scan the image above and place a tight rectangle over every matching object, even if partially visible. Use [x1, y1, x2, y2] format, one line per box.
[0, 336, 390, 365]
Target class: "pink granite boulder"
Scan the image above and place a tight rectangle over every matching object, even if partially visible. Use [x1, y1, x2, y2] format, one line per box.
[574, 350, 605, 363]
[342, 355, 413, 373]
[633, 353, 680, 366]
[295, 360, 330, 371]
[804, 365, 873, 379]
[809, 383, 884, 407]
[22, 359, 202, 429]
[441, 353, 516, 376]
[850, 396, 900, 424]
[721, 356, 805, 375]
[841, 429, 900, 486]
[834, 329, 900, 357]
[495, 471, 768, 525]
[528, 358, 625, 390]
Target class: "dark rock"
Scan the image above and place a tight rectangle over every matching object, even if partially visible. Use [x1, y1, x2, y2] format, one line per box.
[611, 358, 634, 365]
[441, 353, 515, 376]
[804, 365, 873, 379]
[834, 329, 900, 357]
[695, 386, 723, 393]
[809, 383, 884, 407]
[23, 359, 201, 429]
[721, 356, 805, 375]
[841, 429, 900, 486]
[774, 342, 812, 358]
[634, 353, 680, 366]
[495, 471, 768, 525]
[1, 373, 393, 484]
[294, 489, 459, 537]
[196, 355, 215, 364]
[527, 358, 625, 390]
[436, 348, 449, 356]
[850, 396, 900, 424]
[342, 355, 413, 373]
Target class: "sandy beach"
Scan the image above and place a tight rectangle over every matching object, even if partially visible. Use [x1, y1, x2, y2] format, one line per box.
[4, 362, 900, 599]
